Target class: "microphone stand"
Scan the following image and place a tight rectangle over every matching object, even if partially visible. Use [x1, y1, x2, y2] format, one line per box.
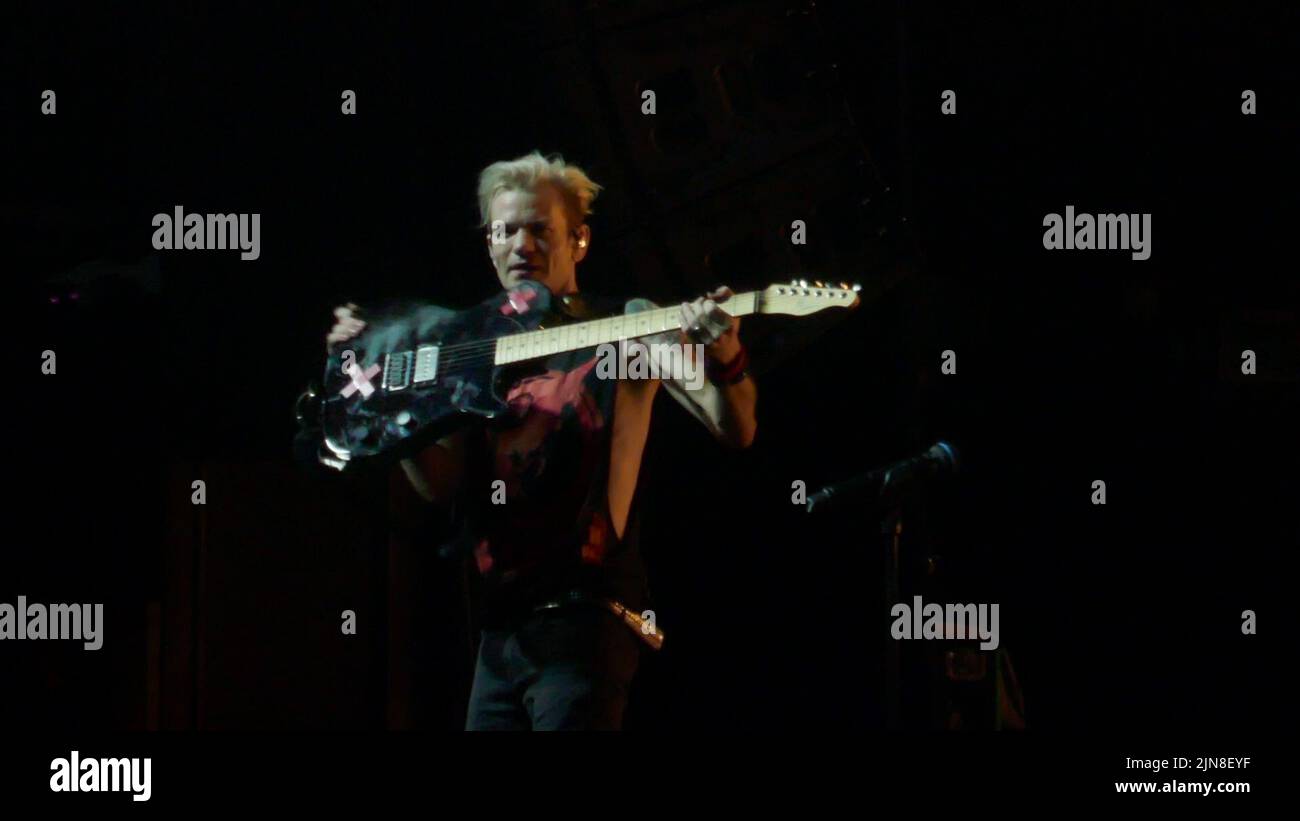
[882, 506, 903, 730]
[807, 442, 959, 729]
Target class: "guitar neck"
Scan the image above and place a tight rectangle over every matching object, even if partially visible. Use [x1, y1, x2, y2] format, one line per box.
[494, 291, 760, 366]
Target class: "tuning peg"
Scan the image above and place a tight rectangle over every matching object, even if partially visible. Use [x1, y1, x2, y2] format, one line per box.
[851, 283, 862, 292]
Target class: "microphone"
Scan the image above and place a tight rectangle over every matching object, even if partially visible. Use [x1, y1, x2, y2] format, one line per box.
[806, 441, 959, 514]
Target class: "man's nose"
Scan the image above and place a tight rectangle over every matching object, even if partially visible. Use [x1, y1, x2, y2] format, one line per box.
[512, 227, 536, 254]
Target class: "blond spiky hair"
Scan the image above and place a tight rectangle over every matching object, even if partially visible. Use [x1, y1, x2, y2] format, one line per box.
[477, 151, 602, 229]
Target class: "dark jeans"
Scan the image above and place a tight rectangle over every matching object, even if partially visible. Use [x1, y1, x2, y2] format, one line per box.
[465, 604, 640, 730]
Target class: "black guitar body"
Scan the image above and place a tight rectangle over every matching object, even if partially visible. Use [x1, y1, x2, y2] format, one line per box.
[296, 278, 859, 471]
[313, 281, 553, 469]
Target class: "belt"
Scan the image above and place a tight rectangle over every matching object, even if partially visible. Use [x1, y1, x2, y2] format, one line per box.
[533, 591, 665, 651]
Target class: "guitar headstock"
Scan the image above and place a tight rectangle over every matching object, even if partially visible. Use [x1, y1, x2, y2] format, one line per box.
[760, 279, 861, 316]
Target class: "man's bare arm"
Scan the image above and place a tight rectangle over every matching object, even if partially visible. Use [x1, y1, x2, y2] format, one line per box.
[708, 369, 757, 449]
[650, 287, 758, 449]
[399, 429, 468, 504]
[660, 360, 757, 449]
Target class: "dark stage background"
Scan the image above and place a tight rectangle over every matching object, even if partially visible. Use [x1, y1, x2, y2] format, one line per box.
[4, 1, 1295, 733]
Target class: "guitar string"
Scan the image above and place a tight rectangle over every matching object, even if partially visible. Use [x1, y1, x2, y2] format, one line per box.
[392, 304, 722, 369]
[436, 323, 684, 369]
[436, 307, 683, 358]
[433, 301, 758, 368]
[402, 292, 766, 364]
[344, 291, 784, 373]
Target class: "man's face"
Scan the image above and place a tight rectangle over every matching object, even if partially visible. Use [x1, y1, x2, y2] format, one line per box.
[487, 183, 589, 296]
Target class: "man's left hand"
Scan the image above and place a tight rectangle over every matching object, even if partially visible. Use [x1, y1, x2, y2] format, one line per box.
[679, 286, 741, 364]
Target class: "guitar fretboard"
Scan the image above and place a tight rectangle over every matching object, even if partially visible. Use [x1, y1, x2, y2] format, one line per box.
[494, 291, 759, 365]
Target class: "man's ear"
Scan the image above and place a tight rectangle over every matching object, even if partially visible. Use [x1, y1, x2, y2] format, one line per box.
[573, 224, 591, 263]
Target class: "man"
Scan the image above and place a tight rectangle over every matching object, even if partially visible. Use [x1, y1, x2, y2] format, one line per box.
[327, 151, 757, 729]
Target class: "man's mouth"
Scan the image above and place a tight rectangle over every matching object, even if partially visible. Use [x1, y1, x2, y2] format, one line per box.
[510, 265, 540, 278]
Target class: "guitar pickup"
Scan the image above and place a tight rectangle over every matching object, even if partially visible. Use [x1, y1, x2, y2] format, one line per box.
[412, 345, 440, 385]
[382, 351, 414, 392]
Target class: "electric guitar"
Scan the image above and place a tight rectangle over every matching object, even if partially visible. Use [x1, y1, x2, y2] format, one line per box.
[296, 279, 859, 471]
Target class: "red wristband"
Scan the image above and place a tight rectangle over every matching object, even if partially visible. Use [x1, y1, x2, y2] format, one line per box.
[707, 345, 749, 386]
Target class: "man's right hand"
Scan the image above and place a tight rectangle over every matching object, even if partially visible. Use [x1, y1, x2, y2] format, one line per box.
[326, 303, 366, 350]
